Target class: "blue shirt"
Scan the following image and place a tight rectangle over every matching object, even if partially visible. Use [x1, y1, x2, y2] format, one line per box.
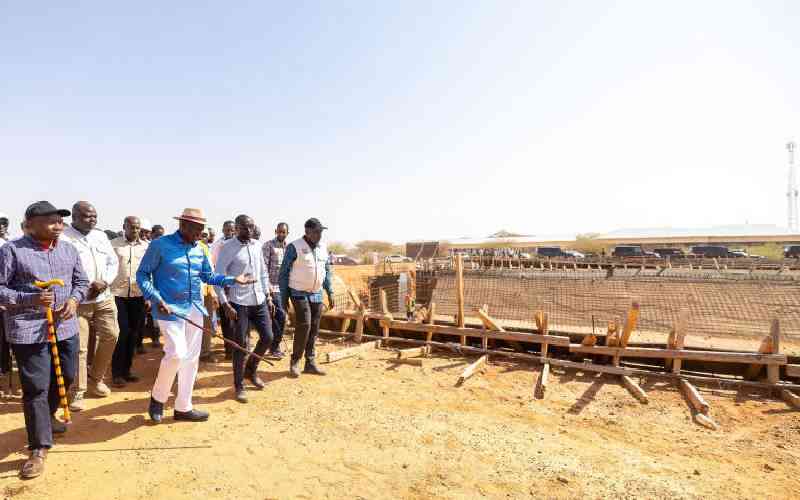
[136, 231, 235, 321]
[278, 241, 334, 303]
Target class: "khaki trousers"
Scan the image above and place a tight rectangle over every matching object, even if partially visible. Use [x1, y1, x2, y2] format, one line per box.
[74, 299, 120, 394]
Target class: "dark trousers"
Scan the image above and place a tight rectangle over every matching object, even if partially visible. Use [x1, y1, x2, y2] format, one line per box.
[0, 310, 10, 375]
[270, 291, 286, 352]
[11, 335, 78, 450]
[290, 297, 322, 364]
[231, 302, 273, 391]
[112, 297, 145, 378]
[218, 305, 235, 356]
[138, 312, 160, 348]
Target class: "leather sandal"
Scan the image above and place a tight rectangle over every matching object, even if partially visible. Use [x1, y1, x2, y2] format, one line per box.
[20, 448, 48, 479]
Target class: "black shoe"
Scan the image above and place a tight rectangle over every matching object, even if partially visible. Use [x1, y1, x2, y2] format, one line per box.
[289, 360, 301, 378]
[268, 349, 285, 360]
[148, 397, 164, 424]
[303, 362, 327, 376]
[174, 408, 209, 422]
[245, 369, 265, 390]
[124, 373, 140, 383]
[235, 389, 248, 403]
[111, 376, 127, 388]
[51, 416, 67, 434]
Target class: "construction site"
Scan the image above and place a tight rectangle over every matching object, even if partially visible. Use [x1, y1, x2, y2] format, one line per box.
[0, 257, 799, 499]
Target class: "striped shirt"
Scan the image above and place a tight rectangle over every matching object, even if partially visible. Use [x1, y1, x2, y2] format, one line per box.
[262, 237, 286, 293]
[0, 236, 89, 344]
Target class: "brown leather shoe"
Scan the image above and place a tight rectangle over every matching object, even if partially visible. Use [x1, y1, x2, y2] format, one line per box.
[20, 448, 47, 479]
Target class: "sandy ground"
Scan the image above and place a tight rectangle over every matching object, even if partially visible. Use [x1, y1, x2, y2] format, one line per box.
[1, 332, 799, 500]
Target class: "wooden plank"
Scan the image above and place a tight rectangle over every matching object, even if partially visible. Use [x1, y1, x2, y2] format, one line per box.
[767, 319, 781, 384]
[397, 346, 430, 359]
[455, 254, 466, 338]
[568, 345, 787, 365]
[534, 362, 549, 399]
[679, 379, 710, 415]
[325, 340, 381, 363]
[746, 334, 775, 380]
[671, 309, 689, 374]
[425, 302, 436, 344]
[318, 329, 800, 391]
[621, 375, 648, 404]
[457, 354, 487, 384]
[382, 319, 571, 346]
[781, 389, 800, 409]
[787, 364, 800, 378]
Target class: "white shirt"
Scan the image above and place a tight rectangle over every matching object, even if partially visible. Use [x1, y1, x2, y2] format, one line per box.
[210, 236, 232, 265]
[62, 226, 119, 304]
[214, 237, 270, 307]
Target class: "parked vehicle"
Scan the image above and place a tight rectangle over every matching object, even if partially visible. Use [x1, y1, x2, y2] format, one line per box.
[612, 245, 646, 258]
[653, 248, 686, 258]
[536, 247, 566, 258]
[563, 249, 586, 259]
[331, 255, 359, 265]
[690, 245, 730, 258]
[386, 254, 412, 263]
[785, 245, 800, 258]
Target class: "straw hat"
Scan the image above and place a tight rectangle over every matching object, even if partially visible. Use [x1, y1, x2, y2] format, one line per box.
[173, 208, 207, 225]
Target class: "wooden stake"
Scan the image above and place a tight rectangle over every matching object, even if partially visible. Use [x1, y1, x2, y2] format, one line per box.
[618, 302, 641, 348]
[397, 346, 430, 359]
[670, 309, 689, 374]
[347, 288, 362, 309]
[340, 318, 351, 333]
[679, 379, 710, 415]
[780, 388, 800, 409]
[380, 289, 393, 320]
[746, 321, 779, 381]
[455, 254, 466, 336]
[457, 354, 487, 385]
[621, 375, 648, 404]
[767, 319, 781, 384]
[353, 306, 366, 343]
[534, 362, 549, 399]
[325, 340, 381, 363]
[694, 413, 719, 430]
[425, 302, 436, 344]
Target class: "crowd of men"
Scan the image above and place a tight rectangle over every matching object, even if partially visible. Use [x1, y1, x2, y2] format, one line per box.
[0, 202, 334, 479]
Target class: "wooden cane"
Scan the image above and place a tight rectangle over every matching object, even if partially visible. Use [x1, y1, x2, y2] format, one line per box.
[173, 313, 275, 367]
[33, 279, 70, 423]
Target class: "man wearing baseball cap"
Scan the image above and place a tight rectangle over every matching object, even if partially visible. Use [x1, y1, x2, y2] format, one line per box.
[278, 218, 335, 378]
[137, 208, 255, 423]
[0, 201, 89, 478]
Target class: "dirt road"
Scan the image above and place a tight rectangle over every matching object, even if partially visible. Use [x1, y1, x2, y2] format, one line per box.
[1, 334, 798, 499]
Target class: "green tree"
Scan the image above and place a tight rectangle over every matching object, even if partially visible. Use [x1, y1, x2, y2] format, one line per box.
[327, 241, 350, 255]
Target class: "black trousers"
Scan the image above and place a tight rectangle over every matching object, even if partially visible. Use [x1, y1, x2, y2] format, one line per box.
[270, 291, 286, 351]
[290, 297, 322, 364]
[112, 297, 145, 378]
[218, 305, 235, 356]
[231, 302, 273, 391]
[11, 335, 78, 450]
[138, 311, 160, 348]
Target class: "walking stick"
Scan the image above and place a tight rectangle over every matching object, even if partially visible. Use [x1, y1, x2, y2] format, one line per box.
[33, 279, 71, 423]
[173, 313, 275, 367]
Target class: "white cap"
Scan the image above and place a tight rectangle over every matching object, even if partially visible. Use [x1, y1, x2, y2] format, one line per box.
[0, 212, 8, 220]
[140, 218, 153, 231]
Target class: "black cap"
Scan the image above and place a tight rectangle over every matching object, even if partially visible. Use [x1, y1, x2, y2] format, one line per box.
[304, 218, 328, 230]
[25, 201, 71, 220]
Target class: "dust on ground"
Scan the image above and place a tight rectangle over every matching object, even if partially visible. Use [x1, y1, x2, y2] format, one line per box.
[1, 333, 798, 500]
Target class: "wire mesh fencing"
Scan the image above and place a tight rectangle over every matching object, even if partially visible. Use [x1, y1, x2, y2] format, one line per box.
[422, 268, 800, 353]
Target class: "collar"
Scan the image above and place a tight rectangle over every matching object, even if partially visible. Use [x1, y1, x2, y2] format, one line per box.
[272, 238, 286, 247]
[171, 230, 198, 248]
[25, 235, 57, 250]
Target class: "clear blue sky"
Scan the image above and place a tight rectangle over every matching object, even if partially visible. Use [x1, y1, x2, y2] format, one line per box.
[3, 1, 800, 243]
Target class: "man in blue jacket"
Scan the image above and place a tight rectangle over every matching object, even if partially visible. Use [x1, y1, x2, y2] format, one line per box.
[137, 208, 254, 423]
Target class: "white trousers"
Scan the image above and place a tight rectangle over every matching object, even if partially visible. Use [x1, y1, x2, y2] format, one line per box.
[151, 308, 203, 412]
